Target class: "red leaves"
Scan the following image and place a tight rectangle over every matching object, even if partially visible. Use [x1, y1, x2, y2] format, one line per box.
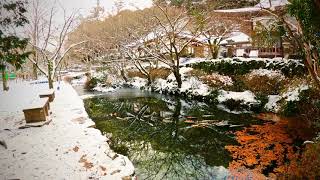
[226, 120, 300, 176]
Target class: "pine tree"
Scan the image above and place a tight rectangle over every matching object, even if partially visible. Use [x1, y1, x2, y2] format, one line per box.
[0, 0, 30, 91]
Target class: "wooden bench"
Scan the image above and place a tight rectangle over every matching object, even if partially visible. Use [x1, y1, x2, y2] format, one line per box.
[23, 97, 50, 123]
[39, 89, 55, 102]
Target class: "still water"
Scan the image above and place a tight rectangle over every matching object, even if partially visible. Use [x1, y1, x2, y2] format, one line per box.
[82, 88, 312, 179]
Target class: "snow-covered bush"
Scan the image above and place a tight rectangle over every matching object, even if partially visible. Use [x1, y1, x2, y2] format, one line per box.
[242, 69, 286, 95]
[200, 72, 233, 88]
[191, 58, 306, 77]
[129, 77, 148, 89]
[153, 67, 211, 97]
[280, 83, 311, 116]
[217, 90, 261, 112]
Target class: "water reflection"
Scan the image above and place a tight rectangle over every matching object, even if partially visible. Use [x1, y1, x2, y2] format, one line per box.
[85, 95, 259, 179]
[83, 92, 310, 179]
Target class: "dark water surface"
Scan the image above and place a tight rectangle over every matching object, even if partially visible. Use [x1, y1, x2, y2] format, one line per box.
[80, 88, 314, 179]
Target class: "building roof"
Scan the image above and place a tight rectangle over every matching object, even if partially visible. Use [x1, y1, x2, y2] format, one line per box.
[254, 0, 289, 9]
[214, 0, 289, 13]
[220, 32, 251, 45]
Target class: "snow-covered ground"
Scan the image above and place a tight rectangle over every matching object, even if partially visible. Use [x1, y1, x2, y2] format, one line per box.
[0, 80, 134, 179]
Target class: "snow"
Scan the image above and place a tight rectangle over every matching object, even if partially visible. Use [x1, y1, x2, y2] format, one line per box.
[214, 7, 261, 13]
[192, 57, 304, 69]
[71, 76, 88, 86]
[217, 90, 259, 105]
[255, 0, 289, 9]
[201, 73, 233, 86]
[282, 84, 309, 102]
[93, 85, 116, 93]
[153, 67, 211, 96]
[180, 77, 210, 96]
[0, 81, 134, 179]
[248, 69, 285, 79]
[217, 104, 252, 114]
[130, 77, 148, 89]
[265, 95, 282, 112]
[214, 0, 288, 13]
[180, 58, 208, 66]
[220, 32, 251, 45]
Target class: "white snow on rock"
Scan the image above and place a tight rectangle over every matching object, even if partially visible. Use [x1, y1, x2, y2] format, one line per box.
[93, 85, 116, 93]
[130, 77, 148, 89]
[217, 90, 259, 105]
[216, 104, 252, 114]
[265, 95, 282, 112]
[0, 81, 134, 179]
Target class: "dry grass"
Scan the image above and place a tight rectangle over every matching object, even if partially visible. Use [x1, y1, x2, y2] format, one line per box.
[242, 75, 286, 95]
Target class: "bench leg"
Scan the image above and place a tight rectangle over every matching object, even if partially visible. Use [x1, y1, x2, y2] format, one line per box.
[44, 105, 49, 116]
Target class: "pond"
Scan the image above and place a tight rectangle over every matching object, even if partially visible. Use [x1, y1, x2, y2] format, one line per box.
[82, 88, 314, 179]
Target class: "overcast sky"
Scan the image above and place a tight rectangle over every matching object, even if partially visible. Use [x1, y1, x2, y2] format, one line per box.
[21, 0, 153, 50]
[51, 0, 153, 22]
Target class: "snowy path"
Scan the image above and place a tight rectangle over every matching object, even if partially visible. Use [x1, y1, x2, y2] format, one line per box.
[0, 81, 134, 179]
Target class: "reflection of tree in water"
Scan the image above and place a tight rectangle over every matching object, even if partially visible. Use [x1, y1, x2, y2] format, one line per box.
[85, 97, 238, 179]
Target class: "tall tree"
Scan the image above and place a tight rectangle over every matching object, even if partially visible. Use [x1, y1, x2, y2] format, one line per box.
[0, 0, 30, 91]
[28, 3, 85, 89]
[254, 0, 320, 89]
[136, 4, 202, 88]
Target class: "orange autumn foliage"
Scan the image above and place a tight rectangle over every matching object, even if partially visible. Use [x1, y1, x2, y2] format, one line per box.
[225, 120, 301, 177]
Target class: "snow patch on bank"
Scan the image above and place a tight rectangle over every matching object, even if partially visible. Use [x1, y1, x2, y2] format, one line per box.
[282, 84, 309, 102]
[130, 77, 148, 89]
[180, 77, 210, 96]
[153, 67, 211, 96]
[217, 90, 259, 105]
[265, 95, 282, 112]
[0, 81, 134, 179]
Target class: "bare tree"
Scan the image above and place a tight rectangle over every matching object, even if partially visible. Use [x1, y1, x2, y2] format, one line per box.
[26, 0, 45, 79]
[135, 4, 202, 88]
[28, 3, 85, 89]
[201, 18, 235, 59]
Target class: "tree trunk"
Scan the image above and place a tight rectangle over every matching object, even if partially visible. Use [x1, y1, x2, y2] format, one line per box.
[209, 44, 219, 59]
[173, 68, 182, 88]
[172, 98, 181, 139]
[1, 68, 9, 91]
[146, 75, 152, 86]
[48, 62, 54, 89]
[304, 43, 320, 89]
[279, 36, 284, 58]
[32, 31, 38, 80]
[33, 64, 38, 80]
[120, 69, 128, 82]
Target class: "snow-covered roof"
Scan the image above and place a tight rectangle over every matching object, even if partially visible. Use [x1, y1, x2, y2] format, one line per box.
[220, 32, 251, 45]
[254, 0, 289, 9]
[214, 0, 289, 13]
[214, 7, 260, 13]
